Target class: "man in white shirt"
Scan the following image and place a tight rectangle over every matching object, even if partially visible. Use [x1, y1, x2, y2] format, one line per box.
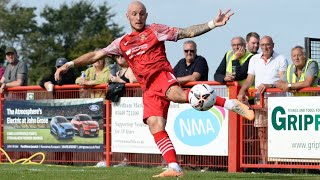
[237, 36, 288, 164]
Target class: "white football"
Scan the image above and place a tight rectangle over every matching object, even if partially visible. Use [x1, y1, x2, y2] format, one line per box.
[188, 84, 216, 111]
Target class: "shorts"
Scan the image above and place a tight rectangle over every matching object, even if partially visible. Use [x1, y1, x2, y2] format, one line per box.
[254, 98, 268, 128]
[143, 71, 178, 123]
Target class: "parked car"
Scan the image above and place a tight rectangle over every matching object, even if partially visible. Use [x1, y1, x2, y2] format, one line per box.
[71, 114, 99, 137]
[50, 116, 75, 139]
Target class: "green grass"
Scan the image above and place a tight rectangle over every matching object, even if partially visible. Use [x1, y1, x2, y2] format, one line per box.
[4, 129, 103, 144]
[0, 164, 319, 180]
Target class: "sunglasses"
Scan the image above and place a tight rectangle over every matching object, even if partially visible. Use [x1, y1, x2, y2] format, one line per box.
[184, 50, 195, 53]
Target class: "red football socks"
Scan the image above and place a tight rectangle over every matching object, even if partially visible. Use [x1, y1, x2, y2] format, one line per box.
[153, 131, 177, 164]
[215, 96, 226, 107]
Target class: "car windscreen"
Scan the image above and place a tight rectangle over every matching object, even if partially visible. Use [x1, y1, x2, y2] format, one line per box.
[57, 117, 68, 123]
[79, 115, 91, 121]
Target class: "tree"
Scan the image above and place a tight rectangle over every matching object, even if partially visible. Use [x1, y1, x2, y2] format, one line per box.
[26, 1, 123, 85]
[0, 0, 37, 65]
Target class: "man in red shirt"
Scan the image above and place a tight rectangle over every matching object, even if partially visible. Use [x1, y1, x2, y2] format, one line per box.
[55, 1, 254, 177]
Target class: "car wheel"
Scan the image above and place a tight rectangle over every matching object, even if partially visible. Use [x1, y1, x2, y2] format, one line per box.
[79, 127, 85, 137]
[94, 134, 98, 137]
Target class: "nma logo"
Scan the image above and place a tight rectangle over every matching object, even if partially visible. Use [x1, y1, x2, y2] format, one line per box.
[174, 106, 226, 146]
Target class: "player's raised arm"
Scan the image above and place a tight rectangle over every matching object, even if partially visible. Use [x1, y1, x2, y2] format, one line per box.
[54, 50, 105, 81]
[177, 9, 234, 40]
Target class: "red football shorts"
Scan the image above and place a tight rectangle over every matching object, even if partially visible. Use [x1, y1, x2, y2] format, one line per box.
[143, 71, 179, 123]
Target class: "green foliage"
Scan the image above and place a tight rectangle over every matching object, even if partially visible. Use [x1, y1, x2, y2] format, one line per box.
[0, 0, 124, 85]
[0, 0, 37, 64]
[0, 2, 37, 46]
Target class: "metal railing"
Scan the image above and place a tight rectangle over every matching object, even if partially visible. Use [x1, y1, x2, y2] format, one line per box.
[1, 83, 320, 172]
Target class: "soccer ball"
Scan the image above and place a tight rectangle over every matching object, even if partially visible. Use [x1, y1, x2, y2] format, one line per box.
[188, 84, 216, 111]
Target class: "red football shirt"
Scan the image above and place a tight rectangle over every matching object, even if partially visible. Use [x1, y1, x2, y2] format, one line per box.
[101, 23, 179, 90]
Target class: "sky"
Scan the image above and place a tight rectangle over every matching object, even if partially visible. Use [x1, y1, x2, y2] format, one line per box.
[14, 0, 319, 80]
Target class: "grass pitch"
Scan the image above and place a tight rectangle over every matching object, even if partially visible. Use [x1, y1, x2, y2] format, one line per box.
[0, 163, 319, 180]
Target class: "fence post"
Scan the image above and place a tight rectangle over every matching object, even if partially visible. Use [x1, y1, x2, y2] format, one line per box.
[105, 100, 111, 167]
[228, 83, 242, 172]
[304, 37, 311, 59]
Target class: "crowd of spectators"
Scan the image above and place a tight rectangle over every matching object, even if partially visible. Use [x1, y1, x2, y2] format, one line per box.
[2, 33, 316, 97]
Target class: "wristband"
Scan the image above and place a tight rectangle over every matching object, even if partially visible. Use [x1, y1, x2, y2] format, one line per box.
[66, 61, 74, 68]
[208, 20, 216, 29]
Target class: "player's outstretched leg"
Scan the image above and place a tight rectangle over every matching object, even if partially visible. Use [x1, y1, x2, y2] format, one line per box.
[229, 99, 254, 120]
[216, 96, 254, 121]
[186, 84, 254, 120]
[166, 83, 254, 120]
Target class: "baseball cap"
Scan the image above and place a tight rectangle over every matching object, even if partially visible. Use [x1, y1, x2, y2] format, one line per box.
[5, 47, 17, 54]
[55, 58, 68, 67]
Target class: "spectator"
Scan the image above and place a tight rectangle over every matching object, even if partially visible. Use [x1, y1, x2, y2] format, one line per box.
[110, 56, 136, 83]
[173, 40, 208, 85]
[244, 32, 260, 166]
[276, 46, 319, 92]
[237, 36, 288, 164]
[246, 32, 260, 54]
[75, 57, 110, 98]
[214, 36, 253, 86]
[40, 57, 76, 92]
[0, 47, 28, 93]
[111, 55, 136, 167]
[41, 57, 76, 165]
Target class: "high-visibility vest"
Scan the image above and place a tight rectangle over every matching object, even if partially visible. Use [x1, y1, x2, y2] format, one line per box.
[286, 59, 319, 85]
[286, 59, 319, 96]
[225, 50, 252, 85]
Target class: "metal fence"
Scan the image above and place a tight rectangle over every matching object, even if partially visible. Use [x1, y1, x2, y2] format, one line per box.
[243, 87, 320, 170]
[305, 37, 320, 63]
[1, 83, 320, 172]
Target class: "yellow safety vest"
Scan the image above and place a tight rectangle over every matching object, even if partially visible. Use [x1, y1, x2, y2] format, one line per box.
[286, 59, 319, 96]
[286, 59, 319, 85]
[226, 50, 252, 85]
